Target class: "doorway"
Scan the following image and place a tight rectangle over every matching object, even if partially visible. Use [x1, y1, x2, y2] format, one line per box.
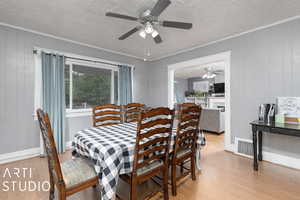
[167, 51, 232, 151]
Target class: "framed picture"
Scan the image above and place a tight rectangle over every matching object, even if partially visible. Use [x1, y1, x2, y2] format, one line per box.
[193, 81, 209, 92]
[277, 97, 300, 117]
[277, 97, 300, 124]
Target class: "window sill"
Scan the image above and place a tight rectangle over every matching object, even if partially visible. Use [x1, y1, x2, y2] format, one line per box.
[33, 109, 93, 120]
[66, 109, 92, 118]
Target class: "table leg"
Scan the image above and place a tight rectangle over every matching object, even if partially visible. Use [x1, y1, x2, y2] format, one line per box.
[258, 131, 263, 161]
[252, 127, 258, 171]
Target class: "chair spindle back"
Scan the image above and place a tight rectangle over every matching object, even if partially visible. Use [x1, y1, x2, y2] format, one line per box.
[124, 103, 145, 123]
[174, 106, 201, 158]
[133, 107, 174, 177]
[93, 104, 122, 127]
[36, 109, 64, 186]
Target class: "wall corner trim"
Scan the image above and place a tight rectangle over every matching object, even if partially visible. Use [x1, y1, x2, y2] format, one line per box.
[0, 22, 144, 61]
[149, 15, 300, 61]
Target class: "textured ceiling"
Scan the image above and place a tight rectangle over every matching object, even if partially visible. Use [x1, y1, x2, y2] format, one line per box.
[0, 0, 300, 60]
[174, 62, 224, 79]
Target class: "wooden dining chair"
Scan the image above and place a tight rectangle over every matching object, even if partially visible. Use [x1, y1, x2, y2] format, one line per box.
[179, 103, 198, 113]
[175, 103, 196, 119]
[181, 103, 197, 107]
[36, 109, 99, 200]
[123, 103, 145, 123]
[120, 107, 174, 200]
[171, 105, 201, 196]
[92, 104, 122, 127]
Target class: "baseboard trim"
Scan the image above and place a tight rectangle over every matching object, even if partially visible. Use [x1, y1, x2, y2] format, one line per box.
[0, 147, 40, 165]
[234, 149, 300, 170]
[0, 141, 73, 165]
[225, 144, 235, 152]
[232, 137, 300, 170]
[3, 142, 298, 170]
[263, 151, 300, 170]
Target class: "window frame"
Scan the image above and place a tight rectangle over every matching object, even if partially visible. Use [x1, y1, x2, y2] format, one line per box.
[65, 59, 119, 117]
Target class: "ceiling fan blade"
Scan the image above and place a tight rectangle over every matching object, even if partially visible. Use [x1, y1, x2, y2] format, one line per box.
[153, 34, 162, 44]
[118, 27, 141, 40]
[106, 12, 138, 21]
[162, 21, 192, 29]
[150, 0, 171, 17]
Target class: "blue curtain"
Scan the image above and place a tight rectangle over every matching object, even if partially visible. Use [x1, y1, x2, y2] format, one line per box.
[119, 65, 133, 105]
[42, 52, 66, 153]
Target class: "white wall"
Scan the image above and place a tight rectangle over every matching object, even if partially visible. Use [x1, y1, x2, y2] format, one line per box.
[2, 17, 300, 164]
[147, 18, 300, 159]
[0, 24, 150, 154]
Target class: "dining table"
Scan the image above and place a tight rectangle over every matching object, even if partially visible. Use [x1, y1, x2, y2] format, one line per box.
[72, 122, 202, 200]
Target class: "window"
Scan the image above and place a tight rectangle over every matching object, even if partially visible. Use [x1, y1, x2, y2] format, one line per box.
[65, 59, 119, 113]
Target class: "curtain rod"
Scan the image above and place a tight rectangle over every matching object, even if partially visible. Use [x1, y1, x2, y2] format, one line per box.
[33, 49, 134, 68]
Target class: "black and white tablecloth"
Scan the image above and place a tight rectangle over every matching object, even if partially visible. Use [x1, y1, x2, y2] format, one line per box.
[72, 122, 201, 200]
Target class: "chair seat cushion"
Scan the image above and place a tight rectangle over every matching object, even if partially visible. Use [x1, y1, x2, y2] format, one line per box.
[177, 148, 192, 158]
[137, 160, 163, 176]
[61, 157, 97, 189]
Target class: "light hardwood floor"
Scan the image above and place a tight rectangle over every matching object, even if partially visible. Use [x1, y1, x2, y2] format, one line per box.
[1, 133, 300, 200]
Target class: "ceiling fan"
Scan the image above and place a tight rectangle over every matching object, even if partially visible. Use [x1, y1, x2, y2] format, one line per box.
[105, 0, 193, 44]
[202, 67, 224, 79]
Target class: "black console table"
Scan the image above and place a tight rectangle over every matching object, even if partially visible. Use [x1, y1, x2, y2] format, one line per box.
[250, 120, 300, 171]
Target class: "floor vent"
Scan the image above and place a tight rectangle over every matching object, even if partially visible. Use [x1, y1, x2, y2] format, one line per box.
[234, 138, 254, 158]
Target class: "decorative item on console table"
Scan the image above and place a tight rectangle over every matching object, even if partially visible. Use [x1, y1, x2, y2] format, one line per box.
[251, 97, 300, 171]
[258, 104, 275, 124]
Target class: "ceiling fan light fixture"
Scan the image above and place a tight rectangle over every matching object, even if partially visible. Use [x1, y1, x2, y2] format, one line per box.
[139, 30, 146, 39]
[105, 0, 193, 44]
[202, 72, 216, 79]
[152, 30, 159, 38]
[145, 22, 154, 34]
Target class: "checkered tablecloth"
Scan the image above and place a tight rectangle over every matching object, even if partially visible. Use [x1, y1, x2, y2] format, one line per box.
[72, 122, 201, 200]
